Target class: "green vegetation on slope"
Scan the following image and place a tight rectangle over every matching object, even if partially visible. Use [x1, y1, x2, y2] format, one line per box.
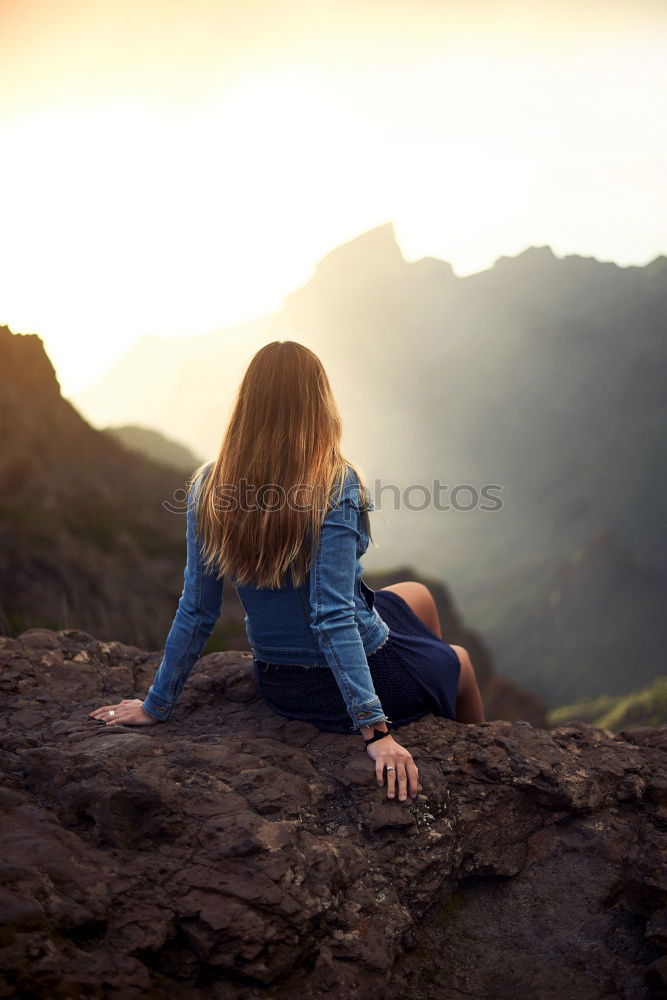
[549, 676, 667, 731]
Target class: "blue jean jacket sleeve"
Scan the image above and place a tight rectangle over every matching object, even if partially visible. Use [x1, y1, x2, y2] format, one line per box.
[142, 474, 224, 720]
[309, 481, 389, 732]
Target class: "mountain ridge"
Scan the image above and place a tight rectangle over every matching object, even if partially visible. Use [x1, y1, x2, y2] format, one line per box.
[0, 325, 544, 724]
[19, 223, 667, 707]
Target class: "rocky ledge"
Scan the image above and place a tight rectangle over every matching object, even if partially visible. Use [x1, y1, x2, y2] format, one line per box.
[0, 628, 666, 1000]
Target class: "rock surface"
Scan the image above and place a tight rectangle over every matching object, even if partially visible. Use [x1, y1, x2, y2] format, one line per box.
[0, 628, 666, 999]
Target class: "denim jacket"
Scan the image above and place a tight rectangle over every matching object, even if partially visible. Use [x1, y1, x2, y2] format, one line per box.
[142, 462, 391, 731]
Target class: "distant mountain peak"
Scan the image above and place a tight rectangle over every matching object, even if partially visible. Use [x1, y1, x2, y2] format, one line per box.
[0, 325, 61, 400]
[518, 245, 556, 259]
[409, 254, 456, 280]
[493, 245, 557, 269]
[645, 253, 667, 273]
[313, 221, 405, 281]
[103, 424, 203, 473]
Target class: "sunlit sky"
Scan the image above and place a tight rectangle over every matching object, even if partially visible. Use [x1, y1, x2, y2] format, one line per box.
[1, 0, 666, 394]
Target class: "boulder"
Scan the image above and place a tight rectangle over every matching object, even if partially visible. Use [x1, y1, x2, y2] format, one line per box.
[0, 628, 665, 999]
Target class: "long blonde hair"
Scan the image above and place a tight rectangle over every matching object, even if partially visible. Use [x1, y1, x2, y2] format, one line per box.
[192, 340, 373, 588]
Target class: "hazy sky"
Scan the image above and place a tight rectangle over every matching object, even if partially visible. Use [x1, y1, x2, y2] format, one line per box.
[1, 0, 666, 393]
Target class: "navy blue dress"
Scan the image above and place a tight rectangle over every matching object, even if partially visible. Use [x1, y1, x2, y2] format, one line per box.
[253, 588, 461, 733]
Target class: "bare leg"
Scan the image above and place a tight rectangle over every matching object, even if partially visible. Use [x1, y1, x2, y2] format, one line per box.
[450, 644, 485, 723]
[379, 581, 485, 724]
[380, 580, 443, 637]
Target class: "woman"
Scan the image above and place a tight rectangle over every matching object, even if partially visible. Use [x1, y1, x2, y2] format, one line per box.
[90, 341, 484, 802]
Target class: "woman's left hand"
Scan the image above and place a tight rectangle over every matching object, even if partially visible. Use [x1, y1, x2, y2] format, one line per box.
[89, 698, 161, 726]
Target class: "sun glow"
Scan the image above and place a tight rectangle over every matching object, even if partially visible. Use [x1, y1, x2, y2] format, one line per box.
[0, 0, 665, 393]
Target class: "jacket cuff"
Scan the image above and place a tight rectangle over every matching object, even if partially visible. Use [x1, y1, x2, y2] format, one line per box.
[142, 690, 173, 721]
[348, 704, 391, 732]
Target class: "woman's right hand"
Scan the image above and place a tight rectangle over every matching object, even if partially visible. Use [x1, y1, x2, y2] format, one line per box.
[366, 733, 419, 801]
[88, 699, 162, 726]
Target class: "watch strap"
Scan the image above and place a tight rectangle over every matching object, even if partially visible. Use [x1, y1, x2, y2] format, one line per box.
[364, 726, 393, 745]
